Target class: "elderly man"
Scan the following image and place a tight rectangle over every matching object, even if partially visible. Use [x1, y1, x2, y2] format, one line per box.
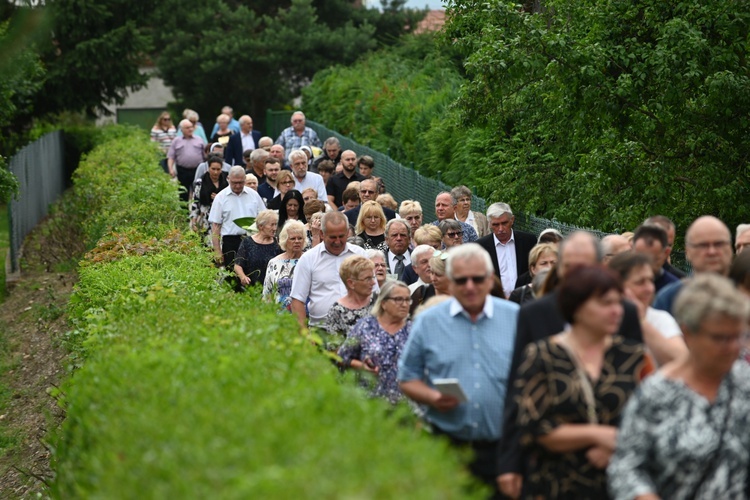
[398, 243, 519, 494]
[431, 192, 478, 245]
[601, 234, 632, 263]
[654, 216, 734, 314]
[312, 136, 342, 173]
[168, 119, 206, 202]
[327, 150, 364, 209]
[383, 219, 414, 281]
[275, 111, 322, 151]
[643, 215, 687, 278]
[224, 115, 262, 166]
[289, 150, 327, 203]
[736, 224, 750, 254]
[632, 224, 680, 292]
[210, 105, 240, 137]
[257, 157, 281, 206]
[476, 202, 537, 295]
[246, 148, 269, 185]
[208, 166, 266, 268]
[269, 144, 290, 170]
[496, 231, 643, 499]
[407, 244, 435, 314]
[258, 136, 273, 151]
[290, 211, 365, 327]
[344, 179, 396, 226]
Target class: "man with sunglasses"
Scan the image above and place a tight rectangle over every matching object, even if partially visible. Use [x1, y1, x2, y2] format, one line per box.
[398, 243, 519, 496]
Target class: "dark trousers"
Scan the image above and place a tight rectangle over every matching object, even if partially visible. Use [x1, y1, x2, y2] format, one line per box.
[176, 165, 196, 203]
[221, 235, 243, 269]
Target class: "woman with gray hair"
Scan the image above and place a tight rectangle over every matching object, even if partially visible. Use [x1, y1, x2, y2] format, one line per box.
[234, 209, 281, 288]
[263, 220, 305, 311]
[439, 219, 463, 250]
[337, 280, 413, 404]
[608, 274, 750, 499]
[451, 185, 490, 237]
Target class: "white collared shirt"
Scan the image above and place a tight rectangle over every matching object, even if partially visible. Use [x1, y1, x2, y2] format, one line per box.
[494, 230, 517, 298]
[208, 186, 265, 236]
[388, 250, 411, 275]
[241, 132, 256, 153]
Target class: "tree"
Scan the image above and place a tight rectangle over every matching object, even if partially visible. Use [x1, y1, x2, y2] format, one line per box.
[443, 0, 750, 237]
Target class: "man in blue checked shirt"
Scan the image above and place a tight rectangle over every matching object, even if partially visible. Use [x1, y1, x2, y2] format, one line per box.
[398, 243, 518, 494]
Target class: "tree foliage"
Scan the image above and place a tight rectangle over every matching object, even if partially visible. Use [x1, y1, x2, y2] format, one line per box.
[443, 0, 750, 236]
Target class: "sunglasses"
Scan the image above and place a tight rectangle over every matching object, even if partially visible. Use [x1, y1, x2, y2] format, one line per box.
[452, 275, 488, 286]
[432, 250, 449, 260]
[446, 231, 463, 239]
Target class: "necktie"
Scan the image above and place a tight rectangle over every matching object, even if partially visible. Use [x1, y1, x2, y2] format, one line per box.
[394, 254, 405, 278]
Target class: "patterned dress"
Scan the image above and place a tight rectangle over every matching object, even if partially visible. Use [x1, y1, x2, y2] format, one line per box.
[234, 237, 280, 287]
[338, 315, 412, 404]
[511, 335, 646, 499]
[262, 257, 299, 312]
[322, 300, 373, 351]
[608, 360, 750, 500]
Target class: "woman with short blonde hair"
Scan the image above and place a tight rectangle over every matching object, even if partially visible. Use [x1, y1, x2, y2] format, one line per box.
[323, 255, 376, 351]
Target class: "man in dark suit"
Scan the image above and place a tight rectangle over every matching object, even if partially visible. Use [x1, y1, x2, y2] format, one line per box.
[224, 115, 262, 167]
[495, 231, 643, 499]
[476, 202, 538, 297]
[383, 219, 416, 283]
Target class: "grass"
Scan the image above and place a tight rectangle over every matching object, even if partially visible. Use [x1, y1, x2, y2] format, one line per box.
[0, 204, 7, 302]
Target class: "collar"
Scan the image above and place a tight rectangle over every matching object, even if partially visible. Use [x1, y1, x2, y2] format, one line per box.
[449, 296, 494, 319]
[228, 187, 251, 197]
[493, 230, 515, 246]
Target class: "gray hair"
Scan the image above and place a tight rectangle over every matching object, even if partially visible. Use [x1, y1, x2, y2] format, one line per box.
[486, 202, 513, 219]
[249, 148, 269, 164]
[238, 115, 252, 125]
[411, 244, 435, 264]
[673, 274, 750, 333]
[445, 243, 493, 280]
[399, 200, 423, 217]
[291, 111, 305, 123]
[323, 137, 341, 148]
[450, 186, 472, 206]
[279, 220, 305, 251]
[178, 119, 192, 129]
[364, 248, 386, 261]
[438, 219, 462, 236]
[228, 166, 246, 179]
[385, 218, 411, 238]
[288, 149, 307, 164]
[737, 224, 750, 240]
[321, 211, 348, 233]
[256, 209, 278, 228]
[371, 280, 410, 317]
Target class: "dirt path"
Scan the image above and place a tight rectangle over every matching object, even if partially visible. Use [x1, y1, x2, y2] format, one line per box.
[0, 270, 75, 497]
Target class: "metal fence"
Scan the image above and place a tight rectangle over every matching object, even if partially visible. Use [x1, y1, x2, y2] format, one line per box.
[266, 110, 690, 271]
[8, 131, 66, 273]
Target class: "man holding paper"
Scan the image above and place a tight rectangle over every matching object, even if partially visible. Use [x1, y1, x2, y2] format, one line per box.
[397, 243, 519, 493]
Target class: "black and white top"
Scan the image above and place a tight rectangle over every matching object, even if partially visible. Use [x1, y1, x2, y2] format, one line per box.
[608, 360, 750, 500]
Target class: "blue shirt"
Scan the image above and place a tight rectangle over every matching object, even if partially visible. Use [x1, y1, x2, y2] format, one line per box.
[398, 296, 519, 441]
[210, 118, 241, 137]
[653, 280, 683, 315]
[275, 126, 322, 151]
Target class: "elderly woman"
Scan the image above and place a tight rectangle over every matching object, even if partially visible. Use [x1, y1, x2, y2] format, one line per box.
[399, 200, 423, 249]
[190, 157, 228, 236]
[355, 200, 388, 251]
[210, 113, 234, 146]
[509, 243, 558, 305]
[509, 265, 648, 499]
[365, 249, 388, 289]
[451, 185, 490, 237]
[266, 170, 296, 210]
[608, 274, 750, 500]
[426, 251, 450, 297]
[414, 224, 443, 250]
[263, 220, 305, 312]
[338, 280, 413, 404]
[608, 252, 688, 367]
[323, 255, 376, 351]
[234, 210, 281, 288]
[439, 219, 463, 250]
[245, 173, 258, 191]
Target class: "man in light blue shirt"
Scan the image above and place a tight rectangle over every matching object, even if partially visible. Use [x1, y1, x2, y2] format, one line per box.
[398, 243, 518, 492]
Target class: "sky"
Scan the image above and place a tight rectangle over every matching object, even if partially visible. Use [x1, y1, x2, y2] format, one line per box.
[404, 0, 446, 9]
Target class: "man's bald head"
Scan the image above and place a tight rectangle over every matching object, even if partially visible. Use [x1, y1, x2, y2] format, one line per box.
[685, 216, 732, 275]
[558, 231, 602, 278]
[601, 234, 631, 263]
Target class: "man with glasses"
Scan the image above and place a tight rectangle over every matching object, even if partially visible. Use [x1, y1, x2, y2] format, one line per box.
[312, 137, 342, 173]
[398, 243, 519, 496]
[327, 150, 364, 209]
[654, 215, 734, 314]
[344, 179, 396, 226]
[275, 111, 322, 151]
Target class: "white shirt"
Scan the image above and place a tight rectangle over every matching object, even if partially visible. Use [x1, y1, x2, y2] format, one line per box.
[293, 171, 328, 203]
[290, 243, 366, 325]
[241, 132, 256, 153]
[408, 278, 426, 294]
[208, 186, 265, 236]
[645, 307, 682, 339]
[387, 249, 411, 275]
[494, 231, 517, 298]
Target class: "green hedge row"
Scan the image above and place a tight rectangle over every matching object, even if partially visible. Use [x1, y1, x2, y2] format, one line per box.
[51, 127, 478, 497]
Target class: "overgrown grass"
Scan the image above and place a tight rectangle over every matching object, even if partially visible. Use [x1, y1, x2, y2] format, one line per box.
[0, 204, 7, 301]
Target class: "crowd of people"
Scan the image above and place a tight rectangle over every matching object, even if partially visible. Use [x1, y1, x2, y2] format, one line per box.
[152, 106, 750, 499]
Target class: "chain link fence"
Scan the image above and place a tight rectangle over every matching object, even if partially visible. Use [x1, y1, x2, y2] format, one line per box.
[267, 110, 689, 272]
[8, 131, 66, 274]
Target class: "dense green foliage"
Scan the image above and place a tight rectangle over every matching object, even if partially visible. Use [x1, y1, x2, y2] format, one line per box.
[51, 128, 482, 497]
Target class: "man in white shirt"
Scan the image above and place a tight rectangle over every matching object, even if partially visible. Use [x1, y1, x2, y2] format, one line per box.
[290, 211, 365, 327]
[209, 166, 266, 268]
[289, 149, 327, 203]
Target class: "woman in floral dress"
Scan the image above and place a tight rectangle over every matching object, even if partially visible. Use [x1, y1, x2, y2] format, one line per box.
[262, 220, 305, 312]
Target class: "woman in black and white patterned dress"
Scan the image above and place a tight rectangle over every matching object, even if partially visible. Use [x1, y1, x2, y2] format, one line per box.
[609, 274, 750, 500]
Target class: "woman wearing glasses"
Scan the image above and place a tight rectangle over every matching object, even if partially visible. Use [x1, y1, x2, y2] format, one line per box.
[151, 111, 176, 172]
[338, 280, 413, 404]
[355, 201, 388, 252]
[439, 219, 464, 250]
[323, 255, 376, 351]
[266, 170, 296, 210]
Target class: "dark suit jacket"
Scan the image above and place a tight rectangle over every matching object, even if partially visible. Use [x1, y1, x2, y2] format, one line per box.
[477, 230, 538, 282]
[384, 248, 416, 283]
[344, 205, 397, 227]
[496, 289, 643, 477]
[224, 130, 262, 167]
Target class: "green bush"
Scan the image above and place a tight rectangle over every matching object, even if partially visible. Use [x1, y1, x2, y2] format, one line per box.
[50, 128, 482, 497]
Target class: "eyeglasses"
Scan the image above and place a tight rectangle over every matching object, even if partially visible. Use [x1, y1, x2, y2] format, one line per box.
[360, 189, 376, 194]
[688, 241, 731, 251]
[452, 275, 488, 285]
[280, 180, 295, 185]
[446, 231, 463, 239]
[386, 297, 412, 305]
[161, 118, 171, 121]
[352, 276, 377, 282]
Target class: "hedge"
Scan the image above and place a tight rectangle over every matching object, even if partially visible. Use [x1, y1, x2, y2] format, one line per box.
[50, 127, 481, 498]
